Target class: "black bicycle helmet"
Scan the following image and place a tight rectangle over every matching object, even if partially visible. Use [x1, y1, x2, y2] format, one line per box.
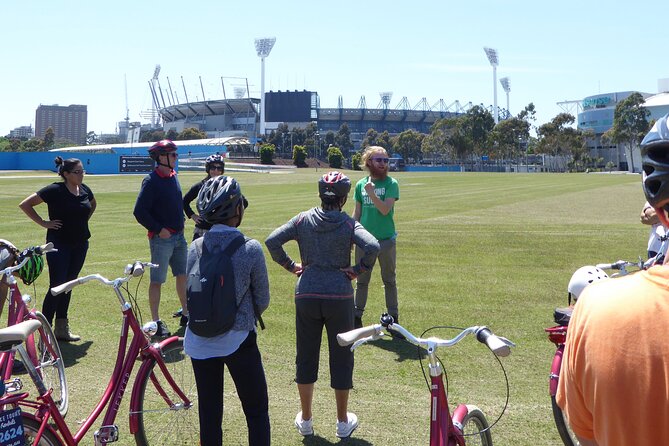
[197, 176, 247, 225]
[148, 139, 178, 161]
[318, 171, 351, 201]
[17, 248, 44, 285]
[205, 154, 225, 174]
[642, 114, 669, 207]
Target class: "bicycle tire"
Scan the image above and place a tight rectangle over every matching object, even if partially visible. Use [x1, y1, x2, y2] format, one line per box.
[551, 395, 580, 446]
[28, 312, 68, 417]
[21, 414, 63, 446]
[133, 339, 199, 446]
[459, 405, 493, 446]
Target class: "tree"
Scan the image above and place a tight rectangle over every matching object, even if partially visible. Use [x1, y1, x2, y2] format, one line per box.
[351, 152, 362, 170]
[488, 117, 530, 163]
[377, 131, 392, 151]
[608, 92, 650, 172]
[462, 106, 495, 155]
[166, 129, 178, 141]
[293, 144, 308, 167]
[335, 123, 353, 154]
[393, 129, 425, 161]
[23, 138, 44, 152]
[44, 127, 55, 149]
[140, 130, 166, 143]
[536, 113, 588, 172]
[327, 146, 344, 168]
[259, 143, 275, 164]
[324, 131, 336, 148]
[360, 128, 379, 150]
[177, 127, 207, 140]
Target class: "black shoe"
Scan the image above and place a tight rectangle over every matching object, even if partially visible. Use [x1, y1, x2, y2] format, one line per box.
[154, 320, 171, 338]
[354, 316, 363, 329]
[180, 314, 189, 327]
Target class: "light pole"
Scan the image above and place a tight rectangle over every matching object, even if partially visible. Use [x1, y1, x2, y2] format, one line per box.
[254, 37, 276, 140]
[483, 47, 499, 124]
[500, 77, 510, 119]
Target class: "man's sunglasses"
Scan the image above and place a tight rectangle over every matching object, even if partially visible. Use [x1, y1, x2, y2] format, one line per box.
[371, 157, 389, 164]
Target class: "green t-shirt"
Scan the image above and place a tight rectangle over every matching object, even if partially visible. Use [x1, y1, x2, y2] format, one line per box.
[354, 175, 399, 240]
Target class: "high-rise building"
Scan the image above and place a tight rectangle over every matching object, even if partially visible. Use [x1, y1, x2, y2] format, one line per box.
[35, 104, 87, 145]
[8, 125, 34, 139]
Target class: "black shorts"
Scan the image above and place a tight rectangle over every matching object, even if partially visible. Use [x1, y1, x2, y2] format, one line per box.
[295, 297, 354, 389]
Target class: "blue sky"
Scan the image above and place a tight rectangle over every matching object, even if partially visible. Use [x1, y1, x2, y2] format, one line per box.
[1, 0, 665, 137]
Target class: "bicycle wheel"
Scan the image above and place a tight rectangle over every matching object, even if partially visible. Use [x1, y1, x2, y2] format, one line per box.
[460, 405, 493, 446]
[551, 395, 580, 446]
[21, 414, 63, 446]
[133, 340, 199, 446]
[27, 312, 68, 417]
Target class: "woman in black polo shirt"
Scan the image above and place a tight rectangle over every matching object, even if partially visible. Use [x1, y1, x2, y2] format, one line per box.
[19, 156, 96, 342]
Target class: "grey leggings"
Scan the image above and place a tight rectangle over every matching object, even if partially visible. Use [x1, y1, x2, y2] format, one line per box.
[354, 238, 398, 318]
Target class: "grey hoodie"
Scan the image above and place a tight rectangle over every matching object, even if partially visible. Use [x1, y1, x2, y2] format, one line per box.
[265, 207, 379, 299]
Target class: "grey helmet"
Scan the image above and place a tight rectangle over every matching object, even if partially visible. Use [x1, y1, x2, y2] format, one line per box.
[318, 171, 351, 202]
[197, 176, 247, 225]
[641, 114, 669, 208]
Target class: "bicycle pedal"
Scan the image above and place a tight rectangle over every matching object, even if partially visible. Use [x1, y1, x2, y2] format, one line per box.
[94, 425, 119, 444]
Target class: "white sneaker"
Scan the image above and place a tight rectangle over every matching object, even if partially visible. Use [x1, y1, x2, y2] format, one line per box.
[294, 411, 314, 436]
[336, 412, 358, 438]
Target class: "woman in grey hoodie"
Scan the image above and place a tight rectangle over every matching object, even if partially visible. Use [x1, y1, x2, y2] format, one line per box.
[265, 171, 379, 439]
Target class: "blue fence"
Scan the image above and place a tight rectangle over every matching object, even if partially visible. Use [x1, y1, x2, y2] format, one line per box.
[0, 144, 228, 175]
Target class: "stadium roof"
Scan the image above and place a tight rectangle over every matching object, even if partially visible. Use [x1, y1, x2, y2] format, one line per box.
[160, 98, 259, 122]
[50, 136, 250, 153]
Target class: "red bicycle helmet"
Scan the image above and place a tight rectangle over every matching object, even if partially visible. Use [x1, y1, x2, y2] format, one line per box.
[148, 139, 178, 161]
[318, 171, 351, 201]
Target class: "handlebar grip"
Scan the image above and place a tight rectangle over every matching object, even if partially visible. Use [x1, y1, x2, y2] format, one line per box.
[36, 242, 56, 255]
[595, 263, 614, 270]
[51, 278, 80, 296]
[476, 327, 512, 357]
[337, 325, 380, 346]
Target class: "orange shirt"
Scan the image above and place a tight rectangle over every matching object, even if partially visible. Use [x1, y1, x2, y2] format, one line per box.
[557, 266, 669, 445]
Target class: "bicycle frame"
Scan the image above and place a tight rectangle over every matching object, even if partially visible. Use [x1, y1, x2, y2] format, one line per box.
[4, 267, 192, 445]
[425, 351, 466, 446]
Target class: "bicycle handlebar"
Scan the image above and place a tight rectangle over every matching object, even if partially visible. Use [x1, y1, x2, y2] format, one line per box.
[595, 259, 642, 271]
[337, 322, 514, 357]
[50, 262, 158, 296]
[0, 242, 57, 279]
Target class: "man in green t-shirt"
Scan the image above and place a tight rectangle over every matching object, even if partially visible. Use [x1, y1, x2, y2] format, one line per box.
[352, 146, 400, 330]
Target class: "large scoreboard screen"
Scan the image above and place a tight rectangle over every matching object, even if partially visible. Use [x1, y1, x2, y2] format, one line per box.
[265, 91, 312, 122]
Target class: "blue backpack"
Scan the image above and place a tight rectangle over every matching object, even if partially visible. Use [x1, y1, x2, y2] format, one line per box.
[187, 235, 248, 337]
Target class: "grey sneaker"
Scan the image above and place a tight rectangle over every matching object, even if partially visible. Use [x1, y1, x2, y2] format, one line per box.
[154, 320, 171, 338]
[294, 411, 314, 436]
[336, 412, 358, 438]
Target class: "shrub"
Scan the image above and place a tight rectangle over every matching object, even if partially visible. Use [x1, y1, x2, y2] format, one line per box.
[293, 145, 308, 167]
[260, 143, 275, 165]
[327, 146, 343, 169]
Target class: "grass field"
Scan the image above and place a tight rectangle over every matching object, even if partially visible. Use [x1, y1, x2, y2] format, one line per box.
[0, 169, 646, 445]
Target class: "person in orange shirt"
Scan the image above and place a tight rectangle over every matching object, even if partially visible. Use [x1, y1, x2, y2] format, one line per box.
[557, 114, 669, 446]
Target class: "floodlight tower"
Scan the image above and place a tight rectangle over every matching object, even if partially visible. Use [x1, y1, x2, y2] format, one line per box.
[255, 37, 276, 138]
[483, 47, 499, 124]
[500, 77, 510, 117]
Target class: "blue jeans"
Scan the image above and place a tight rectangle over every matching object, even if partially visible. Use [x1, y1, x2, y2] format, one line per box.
[43, 240, 89, 325]
[149, 233, 187, 283]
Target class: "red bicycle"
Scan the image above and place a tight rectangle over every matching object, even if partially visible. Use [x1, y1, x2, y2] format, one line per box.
[0, 260, 197, 445]
[338, 314, 514, 446]
[0, 242, 68, 416]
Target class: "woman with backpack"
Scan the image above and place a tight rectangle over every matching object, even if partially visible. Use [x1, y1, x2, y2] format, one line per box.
[265, 171, 379, 439]
[183, 175, 270, 446]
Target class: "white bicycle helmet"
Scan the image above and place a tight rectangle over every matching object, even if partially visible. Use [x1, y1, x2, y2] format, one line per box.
[567, 266, 609, 303]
